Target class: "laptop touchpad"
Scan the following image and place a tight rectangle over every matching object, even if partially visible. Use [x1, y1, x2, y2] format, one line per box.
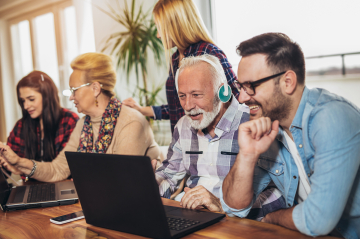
[61, 189, 75, 195]
[14, 187, 26, 203]
[164, 205, 179, 213]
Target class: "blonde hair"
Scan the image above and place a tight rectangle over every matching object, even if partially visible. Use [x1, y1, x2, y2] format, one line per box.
[70, 52, 116, 97]
[153, 0, 214, 69]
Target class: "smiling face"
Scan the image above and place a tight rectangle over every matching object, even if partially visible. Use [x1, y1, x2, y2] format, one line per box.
[237, 53, 292, 121]
[69, 70, 94, 115]
[178, 63, 221, 130]
[19, 87, 43, 119]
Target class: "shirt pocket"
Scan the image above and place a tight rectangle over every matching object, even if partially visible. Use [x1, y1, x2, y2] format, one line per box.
[257, 156, 284, 176]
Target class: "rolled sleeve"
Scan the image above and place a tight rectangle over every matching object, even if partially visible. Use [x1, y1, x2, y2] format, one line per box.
[219, 184, 255, 217]
[151, 106, 161, 120]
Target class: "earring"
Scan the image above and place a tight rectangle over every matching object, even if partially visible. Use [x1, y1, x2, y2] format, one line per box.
[218, 84, 231, 103]
[95, 98, 98, 107]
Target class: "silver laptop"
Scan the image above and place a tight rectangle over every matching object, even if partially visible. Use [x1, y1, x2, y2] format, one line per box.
[0, 169, 78, 211]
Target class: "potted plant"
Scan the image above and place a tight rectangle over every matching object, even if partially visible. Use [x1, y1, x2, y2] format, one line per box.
[98, 0, 165, 107]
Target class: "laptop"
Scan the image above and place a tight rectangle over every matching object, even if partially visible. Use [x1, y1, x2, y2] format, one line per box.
[65, 152, 225, 239]
[0, 169, 78, 211]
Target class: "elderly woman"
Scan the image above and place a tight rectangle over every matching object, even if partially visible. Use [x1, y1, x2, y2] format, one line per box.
[0, 52, 161, 182]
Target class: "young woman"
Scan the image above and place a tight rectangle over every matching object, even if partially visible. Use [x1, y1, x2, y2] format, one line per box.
[0, 53, 161, 182]
[4, 71, 79, 180]
[123, 0, 239, 134]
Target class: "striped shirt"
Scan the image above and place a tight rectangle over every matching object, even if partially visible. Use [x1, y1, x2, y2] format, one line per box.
[155, 97, 249, 198]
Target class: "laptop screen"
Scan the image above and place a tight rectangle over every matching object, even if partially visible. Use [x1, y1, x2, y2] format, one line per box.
[0, 170, 9, 192]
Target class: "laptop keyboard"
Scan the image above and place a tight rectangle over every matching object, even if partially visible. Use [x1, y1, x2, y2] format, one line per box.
[167, 217, 200, 231]
[27, 184, 56, 203]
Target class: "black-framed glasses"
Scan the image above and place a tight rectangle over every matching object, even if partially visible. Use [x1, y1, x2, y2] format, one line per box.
[234, 71, 286, 96]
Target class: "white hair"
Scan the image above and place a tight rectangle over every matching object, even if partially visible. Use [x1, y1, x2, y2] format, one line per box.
[175, 54, 227, 95]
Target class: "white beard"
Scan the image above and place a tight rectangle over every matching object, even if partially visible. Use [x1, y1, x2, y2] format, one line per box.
[185, 97, 222, 130]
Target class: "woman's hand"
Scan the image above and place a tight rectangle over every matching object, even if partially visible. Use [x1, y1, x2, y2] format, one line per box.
[0, 143, 21, 165]
[122, 97, 143, 112]
[122, 98, 155, 117]
[0, 156, 22, 175]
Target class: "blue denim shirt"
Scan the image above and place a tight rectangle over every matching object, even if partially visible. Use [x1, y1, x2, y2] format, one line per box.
[220, 87, 360, 239]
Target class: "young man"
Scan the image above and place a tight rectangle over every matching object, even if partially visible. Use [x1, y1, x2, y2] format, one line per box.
[155, 54, 284, 218]
[221, 33, 360, 238]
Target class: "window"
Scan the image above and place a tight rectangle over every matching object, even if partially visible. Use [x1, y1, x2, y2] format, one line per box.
[34, 12, 60, 86]
[213, 0, 360, 75]
[10, 20, 33, 82]
[8, 1, 95, 108]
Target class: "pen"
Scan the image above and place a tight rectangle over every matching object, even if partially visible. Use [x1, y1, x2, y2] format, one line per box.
[185, 151, 203, 154]
[221, 151, 238, 155]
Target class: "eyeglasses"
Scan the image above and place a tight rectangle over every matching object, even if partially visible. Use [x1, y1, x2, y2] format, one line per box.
[69, 83, 91, 96]
[62, 83, 91, 97]
[234, 71, 286, 96]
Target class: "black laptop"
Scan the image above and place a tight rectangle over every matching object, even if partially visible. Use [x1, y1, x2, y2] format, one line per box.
[65, 152, 225, 239]
[0, 169, 78, 211]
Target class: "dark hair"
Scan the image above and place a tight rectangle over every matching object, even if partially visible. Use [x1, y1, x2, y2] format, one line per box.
[236, 33, 306, 85]
[16, 71, 62, 162]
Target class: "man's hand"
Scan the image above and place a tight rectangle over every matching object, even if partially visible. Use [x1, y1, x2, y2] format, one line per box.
[180, 186, 224, 213]
[260, 207, 297, 231]
[0, 143, 20, 165]
[221, 118, 279, 210]
[238, 117, 279, 159]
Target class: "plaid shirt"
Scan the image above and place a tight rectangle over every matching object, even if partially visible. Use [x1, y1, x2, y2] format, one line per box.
[155, 97, 248, 199]
[7, 108, 79, 161]
[155, 98, 286, 219]
[152, 41, 239, 134]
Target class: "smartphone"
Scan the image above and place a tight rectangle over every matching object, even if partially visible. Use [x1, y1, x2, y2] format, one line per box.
[50, 211, 84, 224]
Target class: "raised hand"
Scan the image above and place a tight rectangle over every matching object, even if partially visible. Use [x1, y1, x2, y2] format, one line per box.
[238, 117, 279, 158]
[180, 186, 224, 213]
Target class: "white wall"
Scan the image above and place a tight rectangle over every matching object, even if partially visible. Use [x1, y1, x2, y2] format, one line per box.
[306, 75, 360, 108]
[91, 0, 168, 104]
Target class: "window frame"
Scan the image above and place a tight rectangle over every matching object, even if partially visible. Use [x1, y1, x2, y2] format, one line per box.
[8, 0, 74, 107]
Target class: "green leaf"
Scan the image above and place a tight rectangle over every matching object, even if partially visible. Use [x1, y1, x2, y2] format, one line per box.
[101, 0, 166, 106]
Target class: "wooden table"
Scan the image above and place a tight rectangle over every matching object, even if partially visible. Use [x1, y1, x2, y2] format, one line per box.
[0, 197, 338, 239]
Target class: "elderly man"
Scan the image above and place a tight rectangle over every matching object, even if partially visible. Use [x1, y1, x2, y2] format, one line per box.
[221, 33, 360, 238]
[155, 54, 284, 217]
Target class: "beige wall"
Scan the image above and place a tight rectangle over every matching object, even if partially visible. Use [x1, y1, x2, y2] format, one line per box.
[0, 48, 7, 142]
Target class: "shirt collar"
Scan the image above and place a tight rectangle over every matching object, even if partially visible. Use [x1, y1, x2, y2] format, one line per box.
[290, 86, 309, 130]
[215, 96, 240, 133]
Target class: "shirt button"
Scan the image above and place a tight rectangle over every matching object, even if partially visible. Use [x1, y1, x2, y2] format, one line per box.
[299, 144, 303, 148]
[275, 170, 279, 174]
[293, 176, 297, 179]
[307, 173, 310, 177]
[210, 163, 213, 166]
